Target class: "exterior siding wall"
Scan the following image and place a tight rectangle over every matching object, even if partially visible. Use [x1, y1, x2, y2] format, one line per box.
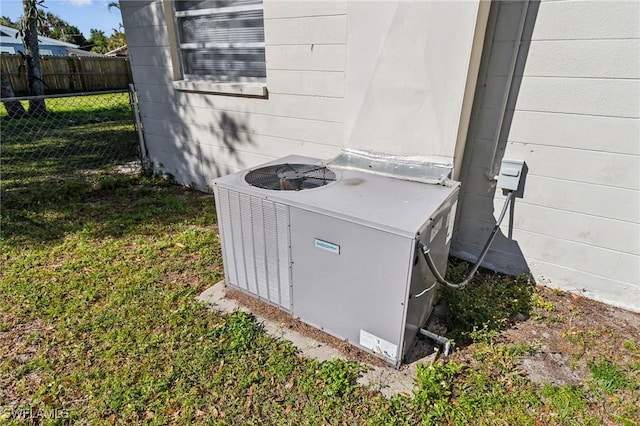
[120, 0, 347, 187]
[452, 0, 640, 311]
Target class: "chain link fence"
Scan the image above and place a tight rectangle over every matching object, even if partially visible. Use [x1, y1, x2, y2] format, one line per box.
[0, 90, 143, 195]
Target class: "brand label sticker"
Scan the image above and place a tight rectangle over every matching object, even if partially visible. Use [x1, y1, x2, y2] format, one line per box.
[314, 238, 340, 254]
[359, 330, 398, 360]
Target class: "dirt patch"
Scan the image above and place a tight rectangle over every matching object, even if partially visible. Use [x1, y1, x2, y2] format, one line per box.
[502, 286, 639, 386]
[521, 352, 584, 385]
[0, 313, 52, 409]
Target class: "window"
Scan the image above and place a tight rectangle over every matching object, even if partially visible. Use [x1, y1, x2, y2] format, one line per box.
[165, 0, 267, 96]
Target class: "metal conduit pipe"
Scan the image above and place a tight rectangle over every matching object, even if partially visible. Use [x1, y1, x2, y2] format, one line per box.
[485, 0, 530, 181]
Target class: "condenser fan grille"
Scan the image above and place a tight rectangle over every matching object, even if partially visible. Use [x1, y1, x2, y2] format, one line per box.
[245, 163, 337, 191]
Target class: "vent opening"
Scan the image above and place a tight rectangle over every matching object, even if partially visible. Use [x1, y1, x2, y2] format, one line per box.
[245, 163, 337, 191]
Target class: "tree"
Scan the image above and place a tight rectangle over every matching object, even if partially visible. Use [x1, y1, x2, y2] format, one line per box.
[1, 74, 26, 118]
[106, 29, 126, 52]
[35, 11, 88, 47]
[19, 0, 46, 115]
[38, 11, 63, 37]
[87, 28, 108, 53]
[0, 16, 19, 28]
[87, 28, 126, 54]
[0, 15, 25, 117]
[52, 24, 87, 47]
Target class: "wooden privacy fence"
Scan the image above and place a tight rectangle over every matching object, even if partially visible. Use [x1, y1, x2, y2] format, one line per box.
[1, 54, 133, 95]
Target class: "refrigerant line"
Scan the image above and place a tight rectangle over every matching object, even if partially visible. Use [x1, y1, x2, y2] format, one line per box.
[419, 190, 515, 290]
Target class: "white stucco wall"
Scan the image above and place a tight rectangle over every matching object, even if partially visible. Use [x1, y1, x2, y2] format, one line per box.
[343, 1, 482, 163]
[452, 0, 640, 311]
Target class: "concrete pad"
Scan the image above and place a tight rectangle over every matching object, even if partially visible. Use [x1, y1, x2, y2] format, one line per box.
[197, 281, 442, 398]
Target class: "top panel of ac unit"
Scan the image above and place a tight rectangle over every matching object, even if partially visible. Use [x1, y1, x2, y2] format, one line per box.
[214, 155, 459, 238]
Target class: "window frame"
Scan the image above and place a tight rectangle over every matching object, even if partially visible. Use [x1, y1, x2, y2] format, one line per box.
[163, 0, 268, 97]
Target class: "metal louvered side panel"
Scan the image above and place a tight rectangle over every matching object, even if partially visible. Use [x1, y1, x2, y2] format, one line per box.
[263, 200, 281, 306]
[216, 188, 239, 286]
[226, 190, 247, 290]
[239, 193, 258, 295]
[216, 187, 291, 311]
[250, 196, 269, 300]
[275, 203, 291, 310]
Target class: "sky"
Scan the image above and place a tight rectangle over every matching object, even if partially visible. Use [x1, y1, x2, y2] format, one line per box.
[0, 0, 123, 38]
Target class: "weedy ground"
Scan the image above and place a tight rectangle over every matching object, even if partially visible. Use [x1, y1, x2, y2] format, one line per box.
[1, 97, 638, 425]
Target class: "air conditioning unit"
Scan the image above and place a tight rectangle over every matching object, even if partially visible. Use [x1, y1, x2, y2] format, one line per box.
[213, 154, 459, 366]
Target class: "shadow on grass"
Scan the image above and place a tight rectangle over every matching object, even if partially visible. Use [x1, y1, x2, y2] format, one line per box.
[1, 172, 216, 247]
[441, 259, 535, 347]
[1, 92, 149, 246]
[0, 91, 214, 249]
[2, 125, 138, 184]
[1, 91, 139, 198]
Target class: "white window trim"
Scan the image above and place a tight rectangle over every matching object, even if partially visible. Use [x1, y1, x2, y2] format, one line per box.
[175, 3, 263, 18]
[163, 0, 268, 98]
[172, 80, 267, 97]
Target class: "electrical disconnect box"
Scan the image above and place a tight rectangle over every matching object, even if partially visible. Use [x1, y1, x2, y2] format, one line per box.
[497, 159, 524, 191]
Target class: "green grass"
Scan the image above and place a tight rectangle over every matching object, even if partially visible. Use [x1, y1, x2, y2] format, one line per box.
[588, 358, 633, 395]
[442, 260, 535, 345]
[0, 92, 138, 193]
[1, 101, 639, 424]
